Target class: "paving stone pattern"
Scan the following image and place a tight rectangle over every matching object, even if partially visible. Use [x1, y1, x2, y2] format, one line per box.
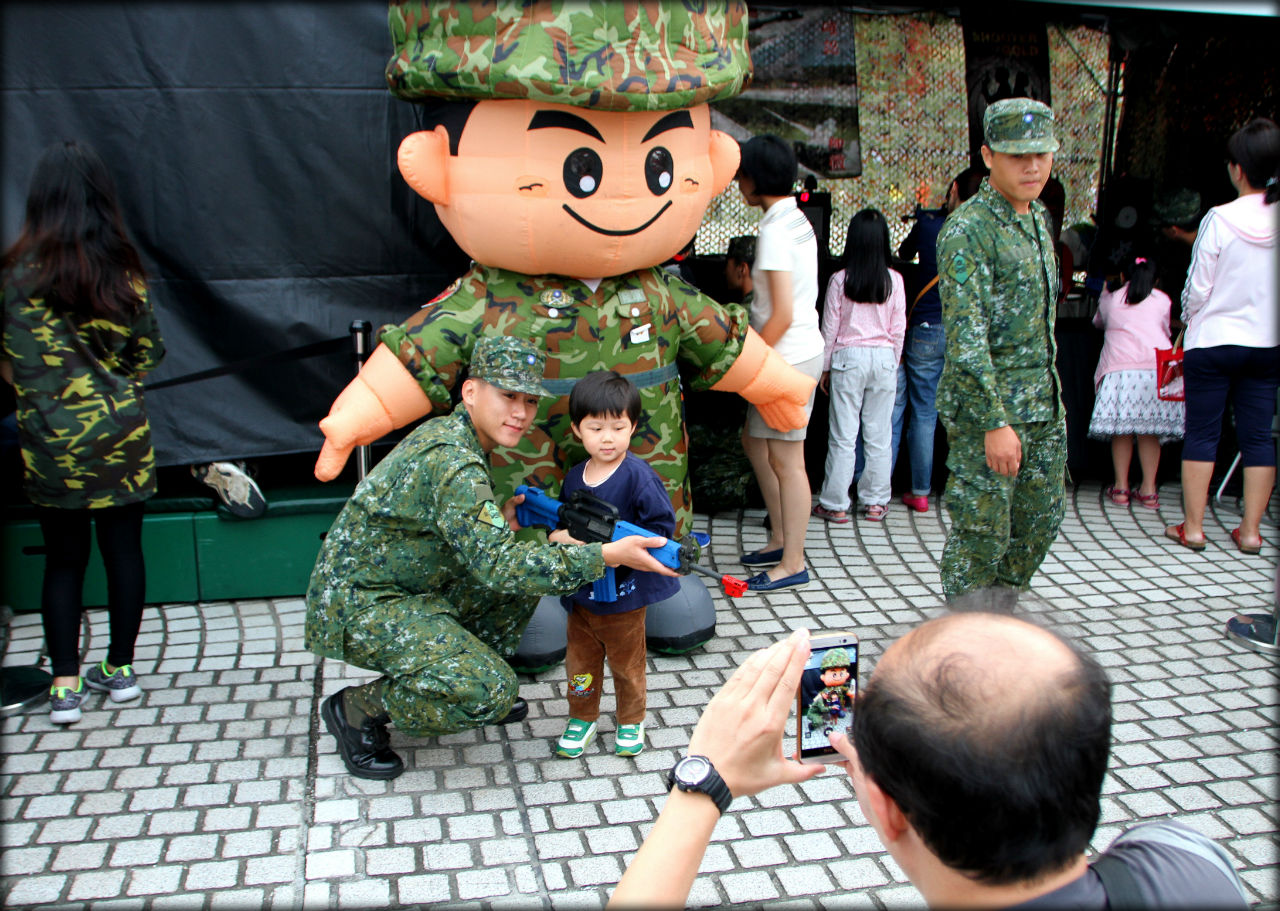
[2, 483, 1277, 908]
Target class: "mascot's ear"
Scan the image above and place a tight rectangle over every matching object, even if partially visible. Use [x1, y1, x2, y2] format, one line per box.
[708, 129, 741, 197]
[397, 126, 450, 205]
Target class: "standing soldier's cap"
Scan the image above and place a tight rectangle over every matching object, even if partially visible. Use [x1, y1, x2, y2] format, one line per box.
[984, 98, 1060, 154]
[1150, 188, 1202, 226]
[385, 1, 752, 112]
[470, 336, 553, 398]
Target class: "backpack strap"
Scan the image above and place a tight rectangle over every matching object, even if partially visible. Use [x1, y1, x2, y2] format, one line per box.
[1091, 853, 1145, 909]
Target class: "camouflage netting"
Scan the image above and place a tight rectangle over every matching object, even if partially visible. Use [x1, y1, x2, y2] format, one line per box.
[699, 9, 1109, 258]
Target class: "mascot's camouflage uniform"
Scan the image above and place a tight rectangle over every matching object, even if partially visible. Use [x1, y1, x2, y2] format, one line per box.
[314, 1, 817, 537]
[936, 99, 1066, 600]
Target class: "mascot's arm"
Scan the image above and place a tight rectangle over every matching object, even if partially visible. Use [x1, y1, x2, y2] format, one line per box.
[667, 277, 815, 433]
[314, 345, 432, 481]
[711, 329, 817, 432]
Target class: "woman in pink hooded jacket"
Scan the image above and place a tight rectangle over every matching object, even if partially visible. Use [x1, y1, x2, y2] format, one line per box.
[1165, 118, 1279, 568]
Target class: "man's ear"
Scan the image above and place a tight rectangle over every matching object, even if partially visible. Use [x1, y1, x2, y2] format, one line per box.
[709, 129, 741, 196]
[397, 126, 451, 205]
[858, 771, 912, 845]
[460, 376, 478, 407]
[979, 143, 994, 170]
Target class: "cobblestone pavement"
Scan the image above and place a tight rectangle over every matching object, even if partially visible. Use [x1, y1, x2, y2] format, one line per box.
[2, 482, 1277, 909]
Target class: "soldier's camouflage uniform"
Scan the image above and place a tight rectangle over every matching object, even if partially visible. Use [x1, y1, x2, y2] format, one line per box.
[305, 404, 608, 737]
[380, 265, 751, 536]
[936, 178, 1066, 598]
[1, 265, 165, 508]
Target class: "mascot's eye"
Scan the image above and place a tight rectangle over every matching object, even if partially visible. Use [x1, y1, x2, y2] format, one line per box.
[564, 148, 603, 198]
[645, 147, 674, 196]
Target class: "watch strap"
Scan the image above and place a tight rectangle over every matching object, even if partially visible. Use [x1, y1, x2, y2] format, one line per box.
[668, 755, 733, 814]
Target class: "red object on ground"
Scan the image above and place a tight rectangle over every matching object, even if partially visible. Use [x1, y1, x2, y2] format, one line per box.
[721, 575, 748, 598]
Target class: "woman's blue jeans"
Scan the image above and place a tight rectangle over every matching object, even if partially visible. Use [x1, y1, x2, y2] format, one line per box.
[854, 322, 946, 496]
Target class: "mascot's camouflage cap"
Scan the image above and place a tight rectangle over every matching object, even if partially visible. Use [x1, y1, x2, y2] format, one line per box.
[385, 0, 752, 112]
[984, 98, 1060, 154]
[820, 648, 850, 669]
[470, 336, 553, 397]
[1150, 188, 1201, 226]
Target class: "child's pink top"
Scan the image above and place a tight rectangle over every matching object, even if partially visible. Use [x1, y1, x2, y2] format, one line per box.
[820, 268, 907, 371]
[1091, 284, 1174, 389]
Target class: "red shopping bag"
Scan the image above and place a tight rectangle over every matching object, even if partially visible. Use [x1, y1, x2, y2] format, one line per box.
[1155, 330, 1185, 402]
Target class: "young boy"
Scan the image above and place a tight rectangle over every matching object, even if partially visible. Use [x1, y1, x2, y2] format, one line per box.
[556, 371, 680, 758]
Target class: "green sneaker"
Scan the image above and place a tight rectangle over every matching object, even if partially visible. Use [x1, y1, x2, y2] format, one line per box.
[556, 719, 597, 758]
[84, 661, 141, 702]
[615, 722, 645, 756]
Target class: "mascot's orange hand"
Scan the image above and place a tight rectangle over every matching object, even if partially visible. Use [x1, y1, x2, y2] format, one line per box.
[710, 329, 818, 433]
[314, 344, 432, 481]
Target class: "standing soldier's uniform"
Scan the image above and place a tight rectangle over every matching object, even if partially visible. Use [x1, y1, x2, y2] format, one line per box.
[936, 99, 1066, 600]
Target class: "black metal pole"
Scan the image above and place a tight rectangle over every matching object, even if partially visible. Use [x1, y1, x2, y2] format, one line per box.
[350, 320, 373, 483]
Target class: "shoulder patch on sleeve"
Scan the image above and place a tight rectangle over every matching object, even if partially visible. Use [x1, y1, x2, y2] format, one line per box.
[946, 249, 973, 286]
[474, 500, 507, 529]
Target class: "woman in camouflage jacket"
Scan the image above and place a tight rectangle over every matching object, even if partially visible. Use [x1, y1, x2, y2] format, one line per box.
[1, 141, 166, 724]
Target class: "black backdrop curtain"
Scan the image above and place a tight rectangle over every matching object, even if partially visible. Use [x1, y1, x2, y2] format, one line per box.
[1, 2, 468, 467]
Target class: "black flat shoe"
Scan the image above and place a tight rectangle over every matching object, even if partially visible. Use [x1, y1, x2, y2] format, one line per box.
[321, 688, 405, 780]
[498, 696, 528, 725]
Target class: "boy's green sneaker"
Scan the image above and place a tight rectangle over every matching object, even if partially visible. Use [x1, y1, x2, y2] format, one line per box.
[84, 661, 141, 702]
[556, 719, 597, 758]
[49, 679, 85, 724]
[615, 722, 645, 756]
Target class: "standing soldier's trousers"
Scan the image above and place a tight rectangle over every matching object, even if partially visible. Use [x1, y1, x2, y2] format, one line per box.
[338, 587, 537, 737]
[940, 418, 1066, 599]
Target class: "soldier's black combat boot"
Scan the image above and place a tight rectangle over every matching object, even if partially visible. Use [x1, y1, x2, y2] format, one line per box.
[321, 687, 405, 780]
[498, 696, 529, 724]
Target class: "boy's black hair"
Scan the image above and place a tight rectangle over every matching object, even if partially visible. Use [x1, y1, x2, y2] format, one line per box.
[737, 134, 797, 196]
[569, 370, 641, 426]
[726, 234, 756, 267]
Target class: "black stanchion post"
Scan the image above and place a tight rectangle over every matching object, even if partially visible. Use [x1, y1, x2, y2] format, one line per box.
[350, 320, 373, 483]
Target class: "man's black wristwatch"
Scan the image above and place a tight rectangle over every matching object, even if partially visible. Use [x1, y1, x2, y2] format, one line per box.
[668, 754, 733, 815]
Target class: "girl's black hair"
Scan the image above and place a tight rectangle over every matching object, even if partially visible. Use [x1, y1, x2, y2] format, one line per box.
[2, 140, 146, 320]
[1122, 254, 1157, 305]
[1226, 117, 1280, 205]
[841, 208, 892, 304]
[737, 134, 797, 197]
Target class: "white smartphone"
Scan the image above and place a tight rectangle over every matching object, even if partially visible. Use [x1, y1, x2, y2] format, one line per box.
[795, 631, 859, 764]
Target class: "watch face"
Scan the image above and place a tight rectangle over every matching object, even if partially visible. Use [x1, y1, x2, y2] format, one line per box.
[675, 755, 711, 786]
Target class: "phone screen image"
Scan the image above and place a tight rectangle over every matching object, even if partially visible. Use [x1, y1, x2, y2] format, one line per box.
[796, 634, 859, 763]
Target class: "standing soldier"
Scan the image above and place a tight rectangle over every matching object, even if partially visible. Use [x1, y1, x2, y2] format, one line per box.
[935, 98, 1066, 605]
[305, 336, 676, 780]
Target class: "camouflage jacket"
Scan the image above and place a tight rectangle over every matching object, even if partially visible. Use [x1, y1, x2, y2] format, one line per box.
[1, 265, 165, 508]
[936, 180, 1063, 432]
[304, 405, 607, 662]
[379, 264, 751, 535]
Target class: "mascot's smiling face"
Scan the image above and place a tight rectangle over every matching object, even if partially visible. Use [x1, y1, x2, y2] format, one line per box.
[397, 99, 740, 279]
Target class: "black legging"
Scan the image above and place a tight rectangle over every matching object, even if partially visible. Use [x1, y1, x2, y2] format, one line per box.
[38, 502, 146, 678]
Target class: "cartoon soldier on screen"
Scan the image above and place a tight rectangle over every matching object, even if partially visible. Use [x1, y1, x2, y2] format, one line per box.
[314, 1, 816, 536]
[806, 647, 853, 733]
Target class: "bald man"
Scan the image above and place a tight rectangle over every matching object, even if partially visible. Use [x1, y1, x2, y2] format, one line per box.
[612, 605, 1248, 908]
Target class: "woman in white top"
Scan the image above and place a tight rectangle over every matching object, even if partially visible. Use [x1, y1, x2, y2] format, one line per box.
[1165, 118, 1279, 564]
[735, 136, 824, 592]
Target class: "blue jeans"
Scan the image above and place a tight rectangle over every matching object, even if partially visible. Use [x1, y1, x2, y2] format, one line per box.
[854, 323, 946, 495]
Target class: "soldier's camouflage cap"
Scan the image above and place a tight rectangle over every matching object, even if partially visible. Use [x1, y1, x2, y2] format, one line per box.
[470, 336, 553, 398]
[1150, 188, 1201, 226]
[385, 0, 752, 112]
[984, 98, 1060, 154]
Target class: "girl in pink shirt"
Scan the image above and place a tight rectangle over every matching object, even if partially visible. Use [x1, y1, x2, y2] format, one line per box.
[1087, 255, 1185, 508]
[813, 209, 907, 522]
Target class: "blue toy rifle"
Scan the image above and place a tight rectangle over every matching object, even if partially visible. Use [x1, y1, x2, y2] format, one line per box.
[514, 485, 747, 599]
